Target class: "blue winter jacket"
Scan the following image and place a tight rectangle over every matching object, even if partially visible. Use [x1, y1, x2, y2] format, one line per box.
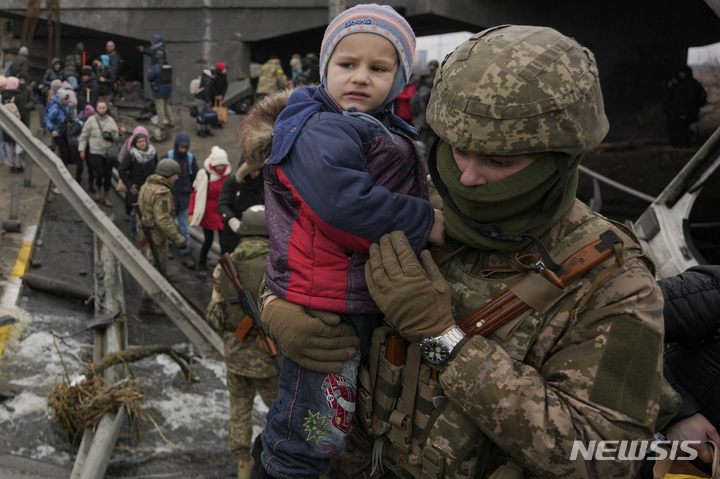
[162, 132, 198, 211]
[264, 86, 433, 314]
[147, 63, 172, 99]
[44, 94, 71, 134]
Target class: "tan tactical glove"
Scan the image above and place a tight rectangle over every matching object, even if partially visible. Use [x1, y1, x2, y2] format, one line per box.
[261, 298, 361, 374]
[366, 231, 455, 342]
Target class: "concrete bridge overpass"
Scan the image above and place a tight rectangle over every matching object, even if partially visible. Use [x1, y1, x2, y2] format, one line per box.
[1, 0, 719, 139]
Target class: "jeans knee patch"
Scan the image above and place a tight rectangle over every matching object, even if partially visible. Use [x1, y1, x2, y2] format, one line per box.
[322, 369, 357, 435]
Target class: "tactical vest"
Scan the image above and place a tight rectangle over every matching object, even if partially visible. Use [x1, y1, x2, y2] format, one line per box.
[208, 240, 270, 335]
[355, 215, 652, 479]
[137, 178, 173, 230]
[205, 240, 277, 379]
[209, 256, 267, 334]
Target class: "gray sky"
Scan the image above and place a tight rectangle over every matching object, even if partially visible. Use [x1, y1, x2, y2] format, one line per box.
[417, 32, 720, 67]
[415, 32, 474, 63]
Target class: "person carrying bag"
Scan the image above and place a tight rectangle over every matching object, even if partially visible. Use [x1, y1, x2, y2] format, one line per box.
[212, 99, 228, 124]
[96, 117, 121, 167]
[78, 99, 125, 206]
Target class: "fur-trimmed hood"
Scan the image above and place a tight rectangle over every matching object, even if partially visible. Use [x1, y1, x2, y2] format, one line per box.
[237, 87, 299, 172]
[235, 161, 257, 183]
[237, 84, 413, 173]
[235, 161, 251, 182]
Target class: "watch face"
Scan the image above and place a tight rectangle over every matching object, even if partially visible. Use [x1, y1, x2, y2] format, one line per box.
[421, 339, 450, 365]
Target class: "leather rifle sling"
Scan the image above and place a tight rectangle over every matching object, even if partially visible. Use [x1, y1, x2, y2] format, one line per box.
[456, 230, 625, 338]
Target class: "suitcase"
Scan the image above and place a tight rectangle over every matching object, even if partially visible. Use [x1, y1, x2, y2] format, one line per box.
[196, 111, 218, 125]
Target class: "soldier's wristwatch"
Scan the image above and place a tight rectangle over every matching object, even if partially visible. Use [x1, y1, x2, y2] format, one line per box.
[420, 326, 466, 365]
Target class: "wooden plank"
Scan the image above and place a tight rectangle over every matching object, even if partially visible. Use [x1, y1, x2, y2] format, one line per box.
[76, 408, 127, 479]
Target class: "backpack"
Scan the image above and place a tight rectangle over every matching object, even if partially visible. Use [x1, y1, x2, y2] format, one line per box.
[166, 150, 194, 170]
[66, 119, 83, 146]
[3, 96, 21, 120]
[189, 76, 204, 95]
[157, 64, 173, 85]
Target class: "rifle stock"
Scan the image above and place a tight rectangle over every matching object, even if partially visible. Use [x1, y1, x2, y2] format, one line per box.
[234, 315, 253, 342]
[218, 254, 281, 373]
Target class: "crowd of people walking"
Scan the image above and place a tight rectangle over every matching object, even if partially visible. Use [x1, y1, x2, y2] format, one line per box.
[0, 32, 273, 286]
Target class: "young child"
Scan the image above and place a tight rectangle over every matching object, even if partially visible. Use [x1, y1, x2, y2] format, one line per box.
[257, 5, 443, 478]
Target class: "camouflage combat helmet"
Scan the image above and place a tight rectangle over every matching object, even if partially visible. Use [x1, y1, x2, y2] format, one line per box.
[237, 205, 268, 236]
[426, 25, 609, 156]
[156, 158, 181, 177]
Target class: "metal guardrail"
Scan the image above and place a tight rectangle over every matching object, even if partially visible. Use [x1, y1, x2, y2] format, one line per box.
[0, 105, 223, 357]
[70, 237, 128, 479]
[655, 125, 720, 207]
[578, 164, 657, 204]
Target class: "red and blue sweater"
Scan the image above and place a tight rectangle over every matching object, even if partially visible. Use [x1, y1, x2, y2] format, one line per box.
[264, 87, 433, 314]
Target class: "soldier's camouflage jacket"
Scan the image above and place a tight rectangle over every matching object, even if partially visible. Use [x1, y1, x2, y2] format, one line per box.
[327, 200, 676, 479]
[206, 237, 276, 378]
[255, 59, 287, 96]
[136, 174, 186, 246]
[440, 200, 671, 479]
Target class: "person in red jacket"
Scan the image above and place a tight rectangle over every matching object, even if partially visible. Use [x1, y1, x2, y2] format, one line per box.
[190, 146, 231, 278]
[394, 80, 417, 125]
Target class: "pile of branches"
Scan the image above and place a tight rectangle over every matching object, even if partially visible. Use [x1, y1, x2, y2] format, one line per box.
[48, 344, 198, 444]
[48, 372, 144, 442]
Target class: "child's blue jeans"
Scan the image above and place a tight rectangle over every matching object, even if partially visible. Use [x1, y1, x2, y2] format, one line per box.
[261, 312, 382, 479]
[174, 207, 191, 253]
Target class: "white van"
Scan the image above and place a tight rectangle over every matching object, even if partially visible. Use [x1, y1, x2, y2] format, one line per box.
[633, 127, 720, 278]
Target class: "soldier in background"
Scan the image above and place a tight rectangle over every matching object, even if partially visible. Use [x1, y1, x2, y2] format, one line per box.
[258, 26, 676, 479]
[205, 205, 278, 479]
[255, 56, 287, 98]
[136, 158, 187, 316]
